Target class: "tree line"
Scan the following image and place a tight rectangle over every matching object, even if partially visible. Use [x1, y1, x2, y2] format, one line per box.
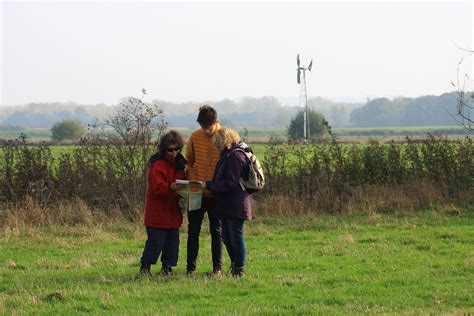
[350, 92, 462, 127]
[0, 92, 467, 129]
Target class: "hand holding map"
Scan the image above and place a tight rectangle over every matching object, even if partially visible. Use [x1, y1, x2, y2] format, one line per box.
[173, 180, 203, 211]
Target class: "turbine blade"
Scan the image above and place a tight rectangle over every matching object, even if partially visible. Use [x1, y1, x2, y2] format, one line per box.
[297, 70, 301, 84]
[297, 54, 300, 68]
[308, 60, 313, 72]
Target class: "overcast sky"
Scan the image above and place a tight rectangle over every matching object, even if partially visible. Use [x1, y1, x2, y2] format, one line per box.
[1, 1, 472, 106]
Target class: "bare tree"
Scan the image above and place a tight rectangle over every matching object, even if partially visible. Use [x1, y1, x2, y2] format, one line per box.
[85, 90, 168, 215]
[451, 47, 473, 131]
[101, 90, 168, 145]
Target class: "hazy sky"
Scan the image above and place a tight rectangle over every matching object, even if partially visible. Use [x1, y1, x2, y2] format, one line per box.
[1, 1, 472, 106]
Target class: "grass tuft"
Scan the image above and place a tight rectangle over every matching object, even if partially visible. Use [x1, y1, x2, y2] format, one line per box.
[43, 292, 64, 303]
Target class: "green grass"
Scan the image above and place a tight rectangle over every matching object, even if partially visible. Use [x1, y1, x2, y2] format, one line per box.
[248, 143, 267, 161]
[0, 130, 51, 140]
[333, 125, 471, 136]
[1, 125, 469, 142]
[1, 210, 473, 314]
[0, 144, 268, 164]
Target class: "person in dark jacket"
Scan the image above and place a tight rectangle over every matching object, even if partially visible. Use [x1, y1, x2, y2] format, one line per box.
[140, 130, 187, 277]
[203, 128, 252, 277]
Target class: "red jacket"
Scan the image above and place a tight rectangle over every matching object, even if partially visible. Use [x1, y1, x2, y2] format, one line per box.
[144, 153, 186, 229]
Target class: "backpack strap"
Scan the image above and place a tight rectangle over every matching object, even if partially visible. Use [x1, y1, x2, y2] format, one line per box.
[230, 147, 250, 159]
[228, 148, 250, 192]
[239, 178, 246, 191]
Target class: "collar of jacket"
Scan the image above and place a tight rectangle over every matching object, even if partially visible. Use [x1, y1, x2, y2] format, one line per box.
[220, 141, 247, 158]
[205, 122, 222, 139]
[149, 152, 187, 170]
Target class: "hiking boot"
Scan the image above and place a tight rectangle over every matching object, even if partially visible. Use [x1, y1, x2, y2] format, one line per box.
[213, 267, 223, 276]
[232, 266, 244, 278]
[228, 262, 235, 275]
[139, 264, 152, 277]
[160, 264, 172, 276]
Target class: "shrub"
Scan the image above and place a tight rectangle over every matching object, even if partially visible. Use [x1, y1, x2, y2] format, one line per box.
[287, 109, 330, 141]
[51, 119, 85, 142]
[262, 136, 473, 212]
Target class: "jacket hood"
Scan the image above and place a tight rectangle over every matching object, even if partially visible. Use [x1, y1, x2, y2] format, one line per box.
[221, 141, 251, 157]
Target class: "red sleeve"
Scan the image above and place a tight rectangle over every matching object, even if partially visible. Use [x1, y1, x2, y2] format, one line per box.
[149, 161, 171, 196]
[176, 169, 186, 181]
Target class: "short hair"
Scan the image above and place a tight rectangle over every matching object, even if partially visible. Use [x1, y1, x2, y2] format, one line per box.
[197, 105, 217, 128]
[212, 128, 240, 150]
[158, 130, 184, 155]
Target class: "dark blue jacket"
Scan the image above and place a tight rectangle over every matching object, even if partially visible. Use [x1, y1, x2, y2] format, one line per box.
[205, 142, 252, 220]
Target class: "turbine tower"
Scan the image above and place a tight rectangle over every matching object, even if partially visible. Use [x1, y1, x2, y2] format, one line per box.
[297, 54, 313, 142]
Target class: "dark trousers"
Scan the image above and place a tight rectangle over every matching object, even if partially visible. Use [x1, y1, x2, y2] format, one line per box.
[140, 227, 179, 267]
[222, 218, 246, 268]
[186, 197, 222, 271]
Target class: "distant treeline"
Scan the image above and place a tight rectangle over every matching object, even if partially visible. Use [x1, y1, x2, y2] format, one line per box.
[350, 92, 463, 127]
[0, 92, 467, 129]
[0, 96, 356, 129]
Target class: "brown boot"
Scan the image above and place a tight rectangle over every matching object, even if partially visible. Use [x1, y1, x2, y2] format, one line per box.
[160, 264, 172, 276]
[213, 265, 223, 276]
[232, 266, 244, 278]
[140, 264, 152, 277]
[229, 262, 235, 275]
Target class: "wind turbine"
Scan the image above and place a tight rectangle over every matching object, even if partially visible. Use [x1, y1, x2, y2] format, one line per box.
[297, 54, 313, 142]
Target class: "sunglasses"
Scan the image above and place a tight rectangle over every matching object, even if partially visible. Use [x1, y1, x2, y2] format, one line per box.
[166, 147, 181, 153]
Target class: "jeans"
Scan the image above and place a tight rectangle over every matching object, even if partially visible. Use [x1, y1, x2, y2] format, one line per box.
[186, 197, 222, 271]
[221, 218, 246, 268]
[140, 227, 179, 267]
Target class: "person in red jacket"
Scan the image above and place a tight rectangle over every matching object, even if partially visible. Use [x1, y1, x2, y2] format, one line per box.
[140, 130, 187, 277]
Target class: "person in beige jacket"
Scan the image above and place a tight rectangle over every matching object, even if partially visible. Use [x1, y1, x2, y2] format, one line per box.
[185, 105, 223, 275]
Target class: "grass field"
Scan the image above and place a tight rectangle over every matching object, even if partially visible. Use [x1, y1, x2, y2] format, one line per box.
[0, 130, 51, 140]
[0, 144, 268, 163]
[1, 209, 473, 314]
[332, 126, 471, 136]
[0, 125, 470, 142]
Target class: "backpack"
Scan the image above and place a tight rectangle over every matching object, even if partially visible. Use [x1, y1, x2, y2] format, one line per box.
[230, 147, 265, 193]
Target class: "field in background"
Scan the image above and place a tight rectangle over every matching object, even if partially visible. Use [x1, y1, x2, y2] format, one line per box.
[0, 145, 266, 162]
[0, 125, 470, 143]
[1, 209, 473, 314]
[0, 129, 52, 141]
[333, 126, 471, 136]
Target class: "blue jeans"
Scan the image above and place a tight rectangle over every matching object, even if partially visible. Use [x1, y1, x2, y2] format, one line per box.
[140, 227, 179, 267]
[221, 218, 246, 268]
